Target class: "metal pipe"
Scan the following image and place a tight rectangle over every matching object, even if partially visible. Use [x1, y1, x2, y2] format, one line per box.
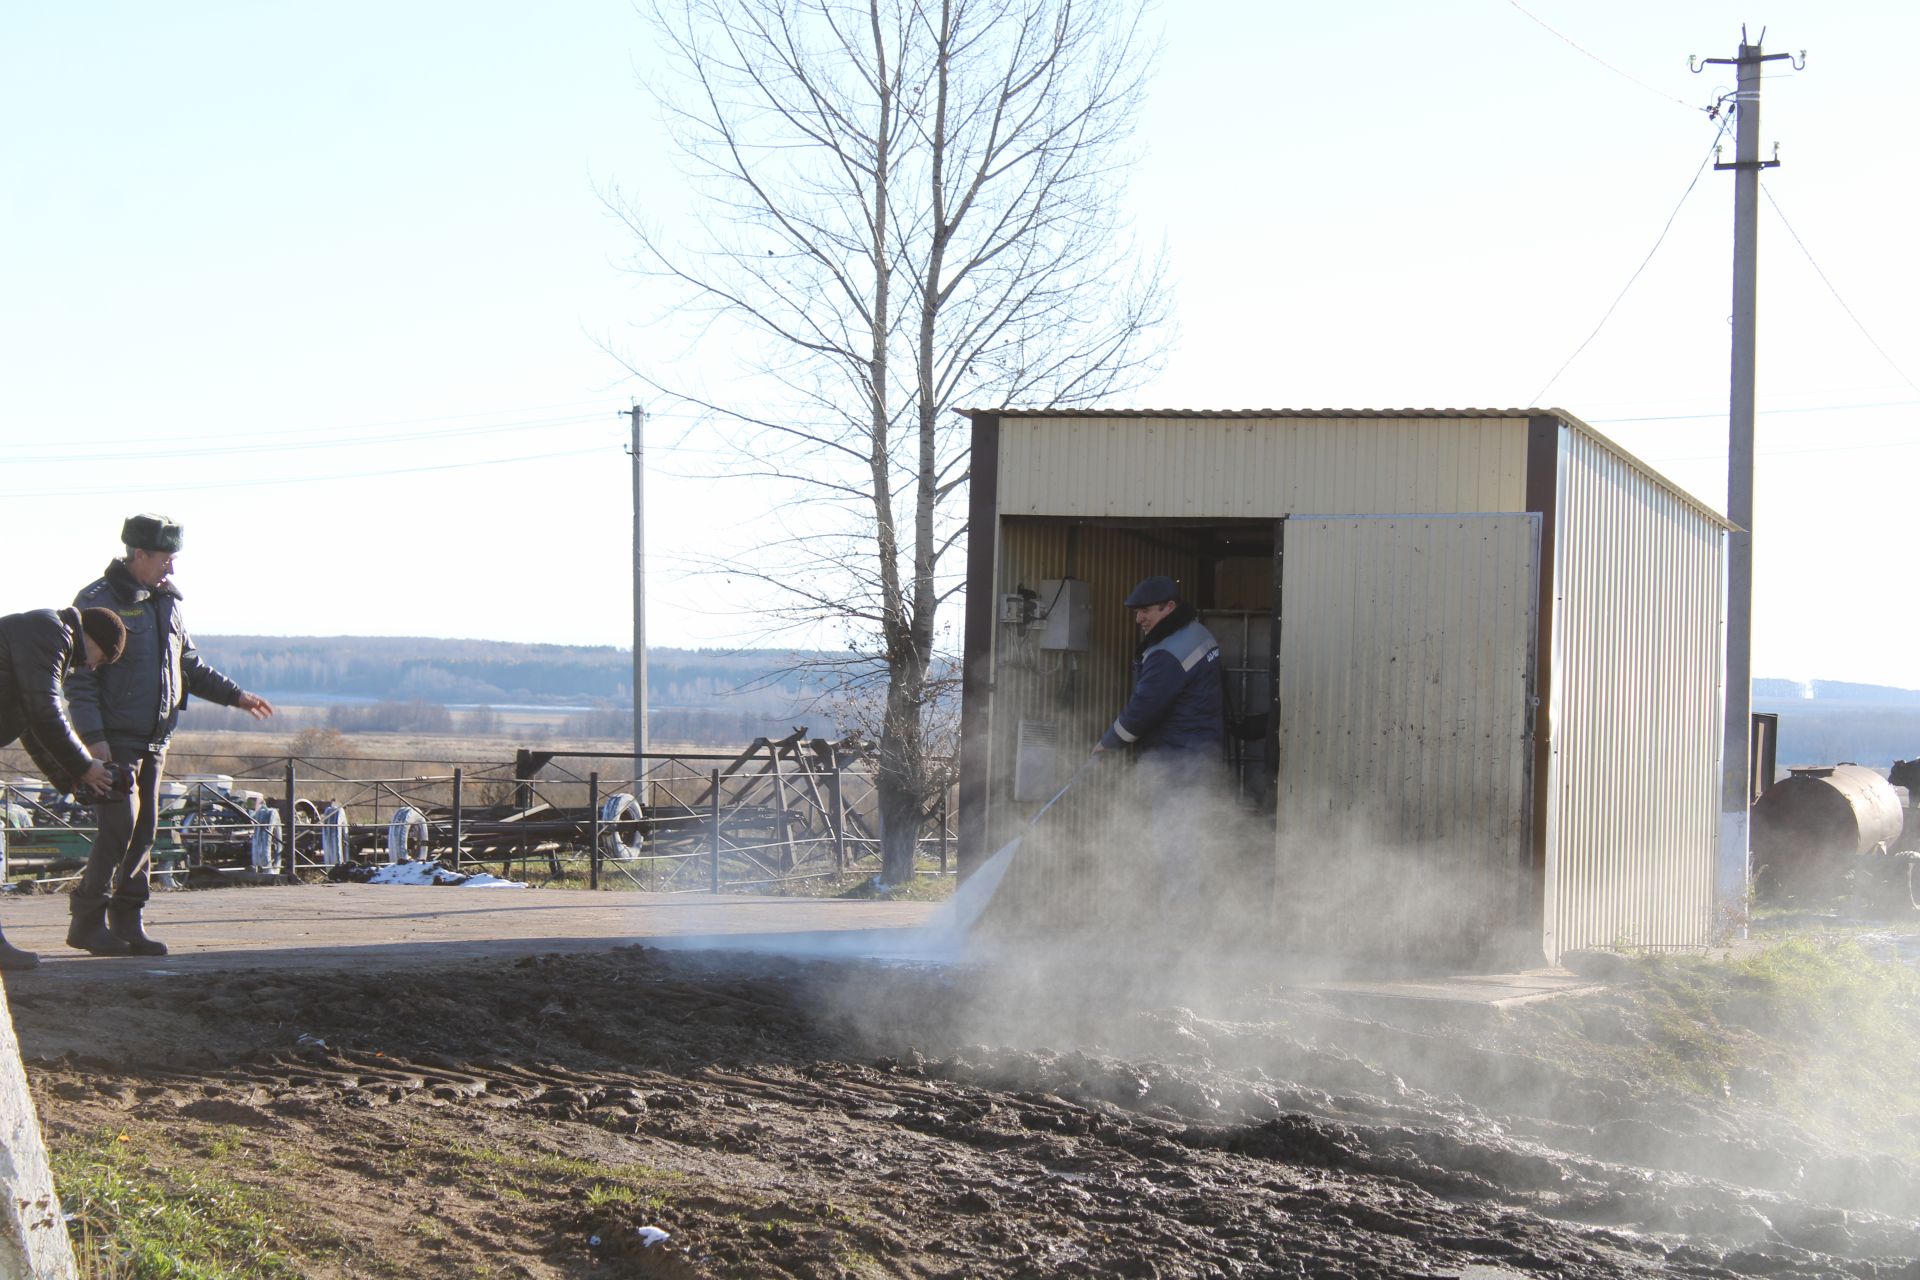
[283, 759, 297, 880]
[451, 768, 464, 872]
[709, 769, 723, 892]
[589, 772, 601, 891]
[829, 761, 846, 873]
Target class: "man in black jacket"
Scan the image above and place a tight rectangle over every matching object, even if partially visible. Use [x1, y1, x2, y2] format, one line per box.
[0, 605, 128, 969]
[66, 514, 274, 957]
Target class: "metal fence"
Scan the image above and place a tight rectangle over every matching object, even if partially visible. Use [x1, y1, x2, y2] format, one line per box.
[2, 730, 956, 894]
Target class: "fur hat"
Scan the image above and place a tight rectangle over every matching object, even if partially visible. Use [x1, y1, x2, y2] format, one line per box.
[121, 513, 183, 553]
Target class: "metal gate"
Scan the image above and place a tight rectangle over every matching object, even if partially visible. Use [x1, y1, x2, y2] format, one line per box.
[1274, 515, 1539, 961]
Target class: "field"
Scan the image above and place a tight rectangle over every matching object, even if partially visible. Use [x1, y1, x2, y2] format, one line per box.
[10, 912, 1920, 1279]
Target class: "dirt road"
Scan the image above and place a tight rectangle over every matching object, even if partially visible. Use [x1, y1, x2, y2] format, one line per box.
[5, 887, 1918, 1278]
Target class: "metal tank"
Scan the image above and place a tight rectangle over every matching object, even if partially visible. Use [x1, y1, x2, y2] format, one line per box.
[1751, 764, 1905, 900]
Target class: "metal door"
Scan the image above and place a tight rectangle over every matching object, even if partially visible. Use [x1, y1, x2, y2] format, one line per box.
[1274, 515, 1539, 961]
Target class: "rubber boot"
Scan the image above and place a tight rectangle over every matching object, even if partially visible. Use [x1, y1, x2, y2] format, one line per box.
[66, 895, 130, 957]
[107, 902, 167, 957]
[0, 925, 38, 972]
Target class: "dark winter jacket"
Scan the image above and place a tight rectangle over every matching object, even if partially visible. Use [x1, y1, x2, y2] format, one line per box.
[1099, 603, 1225, 756]
[67, 560, 244, 754]
[0, 607, 99, 789]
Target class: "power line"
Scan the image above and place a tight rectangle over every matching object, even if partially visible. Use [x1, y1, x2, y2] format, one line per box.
[1528, 113, 1730, 405]
[4, 414, 729, 466]
[0, 398, 617, 450]
[1507, 1, 1703, 112]
[1642, 434, 1920, 464]
[1762, 185, 1920, 396]
[0, 412, 608, 464]
[1591, 397, 1920, 424]
[0, 444, 614, 499]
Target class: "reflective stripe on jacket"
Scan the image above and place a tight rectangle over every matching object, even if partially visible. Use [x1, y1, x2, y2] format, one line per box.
[1100, 618, 1224, 755]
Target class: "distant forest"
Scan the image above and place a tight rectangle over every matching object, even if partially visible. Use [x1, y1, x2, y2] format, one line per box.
[178, 636, 859, 745]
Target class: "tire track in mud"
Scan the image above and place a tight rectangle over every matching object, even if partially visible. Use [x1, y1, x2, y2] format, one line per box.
[36, 1035, 1919, 1279]
[16, 946, 1920, 1278]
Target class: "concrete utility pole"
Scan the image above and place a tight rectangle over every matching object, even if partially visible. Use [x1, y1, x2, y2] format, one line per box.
[1695, 29, 1798, 926]
[0, 982, 78, 1279]
[628, 404, 649, 767]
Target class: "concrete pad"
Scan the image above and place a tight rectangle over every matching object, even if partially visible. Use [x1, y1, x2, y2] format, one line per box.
[0, 887, 1601, 1008]
[0, 885, 942, 986]
[1317, 968, 1604, 1010]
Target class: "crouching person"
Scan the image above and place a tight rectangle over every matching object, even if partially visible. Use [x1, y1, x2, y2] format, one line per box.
[65, 514, 274, 958]
[0, 606, 128, 969]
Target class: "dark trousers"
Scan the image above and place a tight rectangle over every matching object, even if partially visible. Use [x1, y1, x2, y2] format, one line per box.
[1136, 746, 1227, 909]
[78, 748, 164, 907]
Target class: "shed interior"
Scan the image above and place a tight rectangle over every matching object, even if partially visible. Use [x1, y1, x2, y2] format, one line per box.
[982, 510, 1544, 970]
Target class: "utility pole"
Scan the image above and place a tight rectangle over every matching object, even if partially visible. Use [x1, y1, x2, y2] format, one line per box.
[1694, 29, 1798, 928]
[627, 404, 648, 767]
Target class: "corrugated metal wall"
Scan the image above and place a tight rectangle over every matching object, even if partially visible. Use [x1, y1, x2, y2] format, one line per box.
[1545, 426, 1725, 957]
[973, 412, 1723, 961]
[984, 521, 1200, 929]
[997, 416, 1528, 518]
[1275, 516, 1539, 961]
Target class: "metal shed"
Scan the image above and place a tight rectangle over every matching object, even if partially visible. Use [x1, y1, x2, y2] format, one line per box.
[956, 408, 1730, 967]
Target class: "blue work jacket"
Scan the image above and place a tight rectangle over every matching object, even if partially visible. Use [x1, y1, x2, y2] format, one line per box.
[1099, 617, 1224, 755]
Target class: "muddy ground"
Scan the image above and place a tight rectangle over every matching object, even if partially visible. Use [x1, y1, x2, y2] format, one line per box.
[10, 937, 1920, 1279]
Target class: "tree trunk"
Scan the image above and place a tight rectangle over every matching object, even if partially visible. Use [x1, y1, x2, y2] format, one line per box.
[876, 643, 927, 885]
[627, 0, 1166, 895]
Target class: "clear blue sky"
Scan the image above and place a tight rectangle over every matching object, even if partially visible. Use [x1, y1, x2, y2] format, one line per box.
[3, 1, 1914, 687]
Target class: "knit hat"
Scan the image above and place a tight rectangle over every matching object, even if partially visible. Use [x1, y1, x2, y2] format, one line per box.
[79, 607, 127, 663]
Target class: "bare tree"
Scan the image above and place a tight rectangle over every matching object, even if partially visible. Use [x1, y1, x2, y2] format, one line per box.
[619, 0, 1168, 884]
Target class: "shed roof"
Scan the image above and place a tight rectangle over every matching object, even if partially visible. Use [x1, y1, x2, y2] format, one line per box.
[961, 406, 1536, 419]
[962, 406, 1733, 530]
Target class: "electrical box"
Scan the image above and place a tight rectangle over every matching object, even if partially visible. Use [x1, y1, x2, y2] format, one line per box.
[1013, 719, 1061, 802]
[1034, 578, 1090, 651]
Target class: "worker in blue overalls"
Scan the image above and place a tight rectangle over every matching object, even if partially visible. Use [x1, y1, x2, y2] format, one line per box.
[1094, 576, 1225, 902]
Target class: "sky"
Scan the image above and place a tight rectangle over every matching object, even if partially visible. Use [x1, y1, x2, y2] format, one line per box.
[2, 1, 1915, 687]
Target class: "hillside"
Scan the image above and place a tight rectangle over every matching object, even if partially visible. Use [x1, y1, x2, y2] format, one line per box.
[178, 636, 1920, 766]
[180, 636, 862, 744]
[191, 635, 826, 707]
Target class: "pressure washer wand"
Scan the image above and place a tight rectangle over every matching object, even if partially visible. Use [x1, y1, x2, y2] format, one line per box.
[1023, 752, 1102, 833]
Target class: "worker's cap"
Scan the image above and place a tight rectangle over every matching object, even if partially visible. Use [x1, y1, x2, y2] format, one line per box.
[1123, 576, 1179, 609]
[121, 513, 183, 553]
[78, 607, 127, 664]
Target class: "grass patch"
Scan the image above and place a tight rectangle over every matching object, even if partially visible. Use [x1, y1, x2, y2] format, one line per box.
[768, 863, 957, 903]
[1615, 934, 1920, 1154]
[200, 1131, 244, 1161]
[442, 1139, 679, 1211]
[52, 1130, 309, 1280]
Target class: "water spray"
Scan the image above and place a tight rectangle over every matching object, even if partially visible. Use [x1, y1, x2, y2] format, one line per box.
[940, 752, 1104, 939]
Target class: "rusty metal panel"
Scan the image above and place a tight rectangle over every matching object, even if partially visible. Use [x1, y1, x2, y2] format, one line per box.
[1275, 515, 1539, 961]
[1544, 424, 1725, 959]
[997, 415, 1530, 518]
